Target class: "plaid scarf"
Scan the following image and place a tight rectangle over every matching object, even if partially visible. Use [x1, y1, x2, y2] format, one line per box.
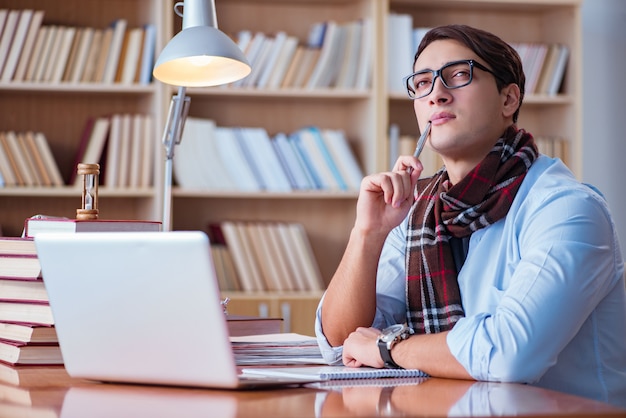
[406, 125, 538, 334]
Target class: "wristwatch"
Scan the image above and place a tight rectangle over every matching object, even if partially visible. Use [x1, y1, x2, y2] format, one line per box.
[377, 323, 411, 369]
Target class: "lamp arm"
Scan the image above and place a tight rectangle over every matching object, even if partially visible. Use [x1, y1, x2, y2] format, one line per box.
[161, 86, 191, 231]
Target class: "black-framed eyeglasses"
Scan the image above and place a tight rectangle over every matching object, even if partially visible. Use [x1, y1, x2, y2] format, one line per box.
[403, 59, 501, 100]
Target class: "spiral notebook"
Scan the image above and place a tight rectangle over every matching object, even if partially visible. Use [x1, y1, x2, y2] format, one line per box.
[241, 365, 428, 380]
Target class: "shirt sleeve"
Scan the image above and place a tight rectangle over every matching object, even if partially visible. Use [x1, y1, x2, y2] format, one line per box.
[315, 221, 409, 364]
[447, 183, 623, 383]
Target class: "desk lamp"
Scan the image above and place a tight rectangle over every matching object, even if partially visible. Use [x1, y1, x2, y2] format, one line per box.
[153, 0, 251, 231]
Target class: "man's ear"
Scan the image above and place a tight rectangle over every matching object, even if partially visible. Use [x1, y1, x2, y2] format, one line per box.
[501, 83, 521, 119]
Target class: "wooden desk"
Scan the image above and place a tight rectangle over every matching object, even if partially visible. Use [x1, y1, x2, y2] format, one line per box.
[0, 366, 624, 417]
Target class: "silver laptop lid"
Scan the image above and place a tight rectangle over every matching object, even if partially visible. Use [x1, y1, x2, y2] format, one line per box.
[35, 231, 241, 388]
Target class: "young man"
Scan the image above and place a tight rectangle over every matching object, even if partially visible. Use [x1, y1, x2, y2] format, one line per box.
[315, 24, 626, 407]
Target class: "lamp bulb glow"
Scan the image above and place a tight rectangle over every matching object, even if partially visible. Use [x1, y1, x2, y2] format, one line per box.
[188, 55, 213, 67]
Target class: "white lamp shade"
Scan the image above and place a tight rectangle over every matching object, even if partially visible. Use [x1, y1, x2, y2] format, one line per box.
[153, 25, 251, 87]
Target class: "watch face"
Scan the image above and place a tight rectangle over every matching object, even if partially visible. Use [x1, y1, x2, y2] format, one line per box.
[381, 324, 406, 343]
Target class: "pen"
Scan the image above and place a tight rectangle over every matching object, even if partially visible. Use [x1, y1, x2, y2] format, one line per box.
[413, 121, 432, 159]
[407, 121, 431, 175]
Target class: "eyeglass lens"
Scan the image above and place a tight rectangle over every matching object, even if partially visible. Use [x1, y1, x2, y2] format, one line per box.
[407, 61, 473, 99]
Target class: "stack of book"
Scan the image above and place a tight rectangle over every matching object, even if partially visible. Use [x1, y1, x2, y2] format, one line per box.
[0, 9, 156, 85]
[0, 237, 61, 365]
[208, 221, 325, 292]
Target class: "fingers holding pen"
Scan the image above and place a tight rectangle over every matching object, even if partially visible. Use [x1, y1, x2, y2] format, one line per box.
[375, 167, 417, 208]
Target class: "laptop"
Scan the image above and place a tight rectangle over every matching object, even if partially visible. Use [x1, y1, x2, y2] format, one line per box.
[34, 230, 322, 389]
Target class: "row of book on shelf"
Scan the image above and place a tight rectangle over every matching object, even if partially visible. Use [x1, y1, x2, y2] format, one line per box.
[175, 117, 364, 192]
[0, 131, 63, 187]
[0, 9, 155, 84]
[0, 112, 155, 188]
[226, 17, 373, 90]
[208, 221, 325, 293]
[70, 113, 155, 188]
[0, 216, 322, 365]
[386, 13, 569, 96]
[388, 123, 569, 176]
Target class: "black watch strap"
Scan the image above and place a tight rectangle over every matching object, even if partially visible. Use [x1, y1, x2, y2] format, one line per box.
[377, 339, 401, 369]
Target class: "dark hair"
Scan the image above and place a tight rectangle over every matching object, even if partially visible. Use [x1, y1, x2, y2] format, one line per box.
[415, 24, 525, 122]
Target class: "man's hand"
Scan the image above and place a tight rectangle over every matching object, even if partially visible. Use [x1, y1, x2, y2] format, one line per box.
[342, 327, 385, 368]
[355, 156, 423, 236]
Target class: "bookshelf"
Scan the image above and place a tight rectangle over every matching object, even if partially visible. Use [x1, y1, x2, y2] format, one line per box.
[0, 0, 582, 336]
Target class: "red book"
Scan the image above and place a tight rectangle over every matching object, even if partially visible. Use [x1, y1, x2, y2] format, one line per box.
[0, 322, 57, 344]
[0, 254, 40, 280]
[0, 339, 62, 365]
[23, 216, 161, 238]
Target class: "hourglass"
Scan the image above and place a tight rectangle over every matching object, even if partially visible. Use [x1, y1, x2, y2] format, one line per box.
[76, 163, 99, 220]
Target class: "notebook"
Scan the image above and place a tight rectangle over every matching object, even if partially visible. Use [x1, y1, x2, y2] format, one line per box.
[241, 365, 428, 380]
[34, 231, 323, 389]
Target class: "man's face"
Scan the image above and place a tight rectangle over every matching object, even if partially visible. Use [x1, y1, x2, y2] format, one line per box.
[411, 39, 513, 172]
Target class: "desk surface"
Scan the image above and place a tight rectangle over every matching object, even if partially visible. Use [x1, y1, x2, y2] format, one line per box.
[0, 366, 624, 417]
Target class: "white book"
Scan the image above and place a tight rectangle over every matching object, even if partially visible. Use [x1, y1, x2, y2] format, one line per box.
[102, 19, 127, 83]
[335, 20, 361, 89]
[128, 114, 143, 187]
[255, 31, 287, 88]
[73, 116, 110, 186]
[0, 132, 16, 186]
[355, 17, 372, 89]
[42, 26, 66, 82]
[80, 29, 102, 83]
[12, 9, 43, 82]
[386, 13, 414, 94]
[289, 130, 323, 189]
[68, 27, 94, 82]
[1, 9, 33, 81]
[238, 127, 292, 192]
[233, 31, 265, 88]
[294, 127, 340, 191]
[197, 119, 239, 190]
[172, 117, 211, 189]
[321, 23, 348, 88]
[50, 26, 76, 83]
[16, 132, 43, 186]
[321, 129, 364, 190]
[120, 27, 143, 84]
[116, 113, 132, 187]
[265, 35, 298, 89]
[139, 114, 154, 187]
[547, 44, 569, 96]
[0, 10, 19, 76]
[23, 25, 47, 81]
[32, 25, 57, 82]
[220, 221, 265, 292]
[5, 131, 35, 186]
[242, 36, 274, 88]
[0, 11, 7, 39]
[272, 132, 313, 190]
[264, 222, 297, 291]
[33, 132, 64, 186]
[213, 126, 260, 192]
[286, 222, 324, 291]
[138, 23, 155, 84]
[305, 20, 338, 89]
[104, 113, 122, 187]
[273, 223, 308, 291]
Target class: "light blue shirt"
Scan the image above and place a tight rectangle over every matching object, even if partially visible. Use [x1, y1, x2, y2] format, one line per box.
[315, 156, 626, 407]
